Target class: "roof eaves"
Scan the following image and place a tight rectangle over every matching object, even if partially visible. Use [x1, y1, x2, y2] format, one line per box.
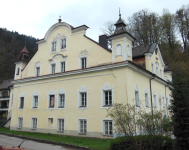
[84, 35, 112, 53]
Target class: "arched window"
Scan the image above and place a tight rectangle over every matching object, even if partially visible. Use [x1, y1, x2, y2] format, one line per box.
[16, 68, 20, 75]
[116, 44, 122, 56]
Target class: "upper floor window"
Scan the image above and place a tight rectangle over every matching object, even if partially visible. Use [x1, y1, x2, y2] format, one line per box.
[79, 93, 87, 107]
[81, 58, 86, 69]
[61, 39, 66, 49]
[61, 62, 65, 72]
[145, 93, 149, 107]
[156, 63, 159, 76]
[52, 42, 56, 51]
[165, 76, 168, 81]
[58, 94, 65, 108]
[116, 44, 122, 56]
[49, 95, 55, 108]
[104, 91, 112, 106]
[169, 74, 172, 81]
[162, 96, 165, 109]
[33, 96, 38, 108]
[166, 97, 169, 109]
[135, 91, 140, 107]
[154, 94, 157, 108]
[160, 70, 162, 78]
[16, 68, 20, 75]
[51, 64, 56, 74]
[151, 64, 154, 73]
[36, 67, 40, 77]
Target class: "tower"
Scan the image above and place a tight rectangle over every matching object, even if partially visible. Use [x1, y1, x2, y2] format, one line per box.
[109, 9, 136, 63]
[14, 43, 30, 80]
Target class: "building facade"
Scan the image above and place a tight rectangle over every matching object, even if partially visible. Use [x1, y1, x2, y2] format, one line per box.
[8, 14, 172, 138]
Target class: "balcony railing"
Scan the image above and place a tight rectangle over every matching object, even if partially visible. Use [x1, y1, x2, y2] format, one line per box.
[0, 106, 8, 109]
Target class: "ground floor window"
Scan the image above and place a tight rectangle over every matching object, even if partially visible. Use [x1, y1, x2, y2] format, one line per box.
[79, 119, 87, 134]
[104, 120, 113, 136]
[57, 119, 64, 132]
[32, 118, 37, 130]
[17, 117, 23, 129]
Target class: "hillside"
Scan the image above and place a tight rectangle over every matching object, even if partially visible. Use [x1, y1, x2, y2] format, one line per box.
[0, 28, 38, 81]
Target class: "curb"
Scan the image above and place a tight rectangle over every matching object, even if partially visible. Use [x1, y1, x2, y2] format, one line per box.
[0, 132, 93, 150]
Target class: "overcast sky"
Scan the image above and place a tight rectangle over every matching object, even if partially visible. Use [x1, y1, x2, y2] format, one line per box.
[0, 0, 188, 42]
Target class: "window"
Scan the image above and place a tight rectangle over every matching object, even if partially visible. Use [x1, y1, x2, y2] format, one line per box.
[49, 95, 55, 108]
[165, 76, 168, 81]
[33, 96, 38, 108]
[61, 62, 65, 72]
[16, 68, 20, 75]
[61, 39, 66, 49]
[169, 74, 172, 81]
[103, 120, 113, 136]
[80, 93, 87, 107]
[51, 64, 56, 74]
[154, 95, 157, 108]
[17, 118, 23, 129]
[31, 118, 37, 130]
[79, 119, 87, 134]
[156, 63, 159, 76]
[11, 93, 13, 107]
[36, 67, 40, 77]
[58, 94, 65, 108]
[104, 91, 112, 106]
[135, 91, 140, 107]
[116, 44, 122, 56]
[163, 97, 165, 109]
[151, 64, 154, 73]
[127, 45, 130, 56]
[19, 97, 24, 109]
[57, 119, 64, 132]
[47, 118, 53, 127]
[81, 58, 86, 69]
[52, 42, 56, 51]
[160, 70, 162, 78]
[166, 97, 169, 109]
[145, 93, 149, 107]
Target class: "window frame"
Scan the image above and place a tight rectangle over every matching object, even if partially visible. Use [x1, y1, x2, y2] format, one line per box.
[31, 117, 37, 130]
[51, 63, 56, 74]
[78, 55, 88, 69]
[153, 91, 157, 108]
[78, 118, 88, 135]
[77, 86, 89, 110]
[17, 117, 23, 129]
[144, 88, 149, 108]
[160, 69, 163, 78]
[19, 97, 24, 110]
[59, 60, 67, 73]
[115, 44, 122, 57]
[162, 95, 165, 109]
[36, 67, 40, 77]
[57, 88, 66, 110]
[135, 85, 140, 108]
[151, 63, 154, 73]
[166, 96, 169, 109]
[31, 91, 39, 110]
[16, 67, 20, 75]
[57, 118, 65, 132]
[60, 38, 67, 50]
[81, 58, 87, 69]
[47, 89, 56, 110]
[100, 83, 114, 110]
[156, 62, 159, 76]
[51, 41, 57, 52]
[102, 119, 113, 136]
[47, 117, 54, 128]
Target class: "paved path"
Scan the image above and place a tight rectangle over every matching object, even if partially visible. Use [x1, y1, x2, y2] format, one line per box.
[0, 134, 79, 150]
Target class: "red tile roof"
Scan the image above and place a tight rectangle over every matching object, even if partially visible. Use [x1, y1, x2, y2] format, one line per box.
[20, 45, 29, 54]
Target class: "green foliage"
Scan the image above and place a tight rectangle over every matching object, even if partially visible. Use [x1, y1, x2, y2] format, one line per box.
[6, 48, 11, 52]
[110, 135, 175, 150]
[169, 65, 189, 150]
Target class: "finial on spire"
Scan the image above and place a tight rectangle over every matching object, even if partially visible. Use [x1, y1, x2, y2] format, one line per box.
[119, 7, 121, 18]
[58, 15, 62, 23]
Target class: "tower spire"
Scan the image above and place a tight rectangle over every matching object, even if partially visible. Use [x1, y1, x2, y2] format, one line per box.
[119, 7, 121, 18]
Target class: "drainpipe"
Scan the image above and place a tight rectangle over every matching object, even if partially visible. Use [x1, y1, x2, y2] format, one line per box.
[149, 74, 156, 119]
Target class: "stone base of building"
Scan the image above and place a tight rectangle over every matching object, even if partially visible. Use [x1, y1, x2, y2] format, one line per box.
[10, 126, 113, 139]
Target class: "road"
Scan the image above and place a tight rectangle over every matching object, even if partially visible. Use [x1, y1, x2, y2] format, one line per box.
[0, 134, 80, 150]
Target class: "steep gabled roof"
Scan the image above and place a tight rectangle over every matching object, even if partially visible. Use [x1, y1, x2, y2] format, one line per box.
[132, 43, 158, 58]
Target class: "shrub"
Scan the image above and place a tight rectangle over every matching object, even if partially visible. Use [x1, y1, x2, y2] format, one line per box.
[110, 135, 174, 150]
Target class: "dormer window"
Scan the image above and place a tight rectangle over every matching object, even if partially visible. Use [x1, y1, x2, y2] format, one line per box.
[36, 67, 40, 77]
[61, 39, 66, 49]
[51, 64, 56, 74]
[52, 42, 56, 51]
[16, 68, 20, 75]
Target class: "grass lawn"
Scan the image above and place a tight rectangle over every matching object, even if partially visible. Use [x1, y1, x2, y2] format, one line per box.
[0, 128, 111, 150]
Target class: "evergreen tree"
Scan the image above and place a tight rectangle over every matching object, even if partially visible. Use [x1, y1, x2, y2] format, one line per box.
[170, 65, 189, 150]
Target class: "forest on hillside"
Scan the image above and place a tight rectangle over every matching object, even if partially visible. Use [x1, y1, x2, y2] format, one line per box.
[0, 28, 38, 81]
[101, 4, 189, 76]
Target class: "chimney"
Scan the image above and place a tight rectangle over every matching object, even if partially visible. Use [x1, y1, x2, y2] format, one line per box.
[99, 35, 108, 49]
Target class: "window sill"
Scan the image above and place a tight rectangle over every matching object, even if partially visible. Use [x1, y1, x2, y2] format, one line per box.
[57, 131, 64, 133]
[58, 106, 65, 108]
[78, 133, 87, 135]
[31, 129, 36, 130]
[103, 134, 113, 137]
[32, 107, 38, 109]
[102, 105, 113, 107]
[17, 127, 22, 129]
[79, 106, 87, 108]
